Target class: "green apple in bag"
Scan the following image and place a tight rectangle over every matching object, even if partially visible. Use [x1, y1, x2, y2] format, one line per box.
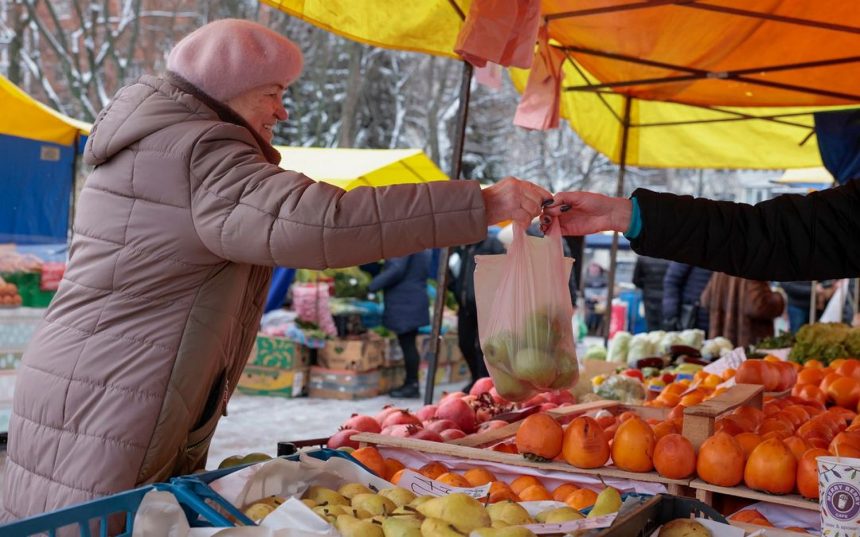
[511, 348, 557, 387]
[482, 331, 513, 368]
[523, 308, 563, 351]
[488, 364, 532, 402]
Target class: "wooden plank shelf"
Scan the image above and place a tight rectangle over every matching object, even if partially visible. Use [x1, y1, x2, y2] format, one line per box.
[682, 383, 764, 450]
[352, 432, 691, 487]
[689, 479, 819, 511]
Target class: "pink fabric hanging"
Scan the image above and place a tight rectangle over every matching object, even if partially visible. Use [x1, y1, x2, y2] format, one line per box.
[454, 0, 541, 69]
[514, 25, 565, 131]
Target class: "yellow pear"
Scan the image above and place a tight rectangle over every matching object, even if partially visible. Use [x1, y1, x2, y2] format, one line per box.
[587, 488, 622, 518]
[383, 515, 423, 537]
[535, 507, 583, 524]
[472, 527, 536, 537]
[379, 487, 417, 507]
[305, 486, 349, 506]
[415, 494, 491, 533]
[302, 499, 318, 509]
[391, 505, 422, 518]
[339, 483, 374, 499]
[486, 501, 533, 526]
[409, 496, 433, 508]
[244, 502, 275, 522]
[336, 514, 385, 537]
[314, 505, 349, 523]
[420, 517, 466, 537]
[352, 493, 397, 516]
[257, 495, 286, 509]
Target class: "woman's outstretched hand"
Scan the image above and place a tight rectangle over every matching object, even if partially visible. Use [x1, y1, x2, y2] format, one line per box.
[482, 177, 553, 228]
[541, 191, 632, 236]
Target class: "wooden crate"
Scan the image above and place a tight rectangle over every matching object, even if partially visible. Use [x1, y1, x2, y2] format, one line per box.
[689, 479, 819, 512]
[682, 383, 764, 450]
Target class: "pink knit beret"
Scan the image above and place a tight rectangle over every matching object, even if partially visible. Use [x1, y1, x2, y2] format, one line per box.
[167, 19, 303, 103]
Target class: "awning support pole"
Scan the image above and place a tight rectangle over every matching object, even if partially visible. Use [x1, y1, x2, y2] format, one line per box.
[425, 61, 473, 405]
[810, 281, 818, 324]
[603, 96, 632, 345]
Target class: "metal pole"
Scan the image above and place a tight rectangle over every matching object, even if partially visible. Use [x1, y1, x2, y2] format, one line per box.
[603, 96, 632, 344]
[854, 278, 859, 316]
[809, 280, 817, 324]
[424, 61, 473, 405]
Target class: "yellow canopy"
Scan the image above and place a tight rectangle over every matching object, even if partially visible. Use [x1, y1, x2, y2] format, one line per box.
[275, 146, 448, 190]
[263, 0, 860, 169]
[0, 75, 90, 146]
[774, 166, 835, 187]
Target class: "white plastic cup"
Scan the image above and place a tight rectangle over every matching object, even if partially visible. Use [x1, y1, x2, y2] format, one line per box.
[818, 456, 860, 536]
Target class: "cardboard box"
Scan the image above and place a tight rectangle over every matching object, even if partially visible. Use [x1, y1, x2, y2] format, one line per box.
[419, 362, 451, 386]
[308, 366, 380, 400]
[416, 334, 461, 364]
[449, 359, 470, 383]
[378, 365, 406, 393]
[318, 337, 385, 371]
[237, 365, 307, 398]
[250, 334, 310, 370]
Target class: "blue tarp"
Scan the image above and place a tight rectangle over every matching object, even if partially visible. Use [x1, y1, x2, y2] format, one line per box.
[0, 133, 80, 244]
[815, 108, 860, 185]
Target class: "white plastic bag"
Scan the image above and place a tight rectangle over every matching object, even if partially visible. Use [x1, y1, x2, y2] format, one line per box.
[474, 222, 577, 401]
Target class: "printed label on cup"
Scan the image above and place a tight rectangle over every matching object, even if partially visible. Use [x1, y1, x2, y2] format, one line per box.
[818, 456, 860, 537]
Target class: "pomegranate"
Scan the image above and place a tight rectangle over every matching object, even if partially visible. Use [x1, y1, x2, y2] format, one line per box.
[469, 377, 495, 396]
[489, 387, 508, 405]
[410, 427, 444, 442]
[475, 408, 494, 423]
[478, 420, 509, 432]
[327, 428, 360, 449]
[342, 414, 381, 434]
[415, 405, 438, 422]
[539, 402, 559, 412]
[440, 391, 466, 404]
[441, 429, 467, 441]
[381, 424, 412, 437]
[375, 405, 402, 425]
[523, 394, 549, 408]
[546, 390, 576, 405]
[436, 397, 478, 434]
[425, 419, 460, 434]
[382, 410, 423, 429]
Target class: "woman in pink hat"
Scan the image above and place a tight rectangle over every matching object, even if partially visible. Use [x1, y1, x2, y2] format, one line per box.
[1, 19, 549, 521]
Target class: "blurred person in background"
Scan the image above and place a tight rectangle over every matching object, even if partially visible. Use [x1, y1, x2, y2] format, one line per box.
[662, 262, 712, 332]
[632, 255, 669, 331]
[701, 273, 785, 348]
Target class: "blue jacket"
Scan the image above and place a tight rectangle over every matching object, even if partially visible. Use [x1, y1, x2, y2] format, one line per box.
[662, 262, 712, 331]
[369, 251, 431, 334]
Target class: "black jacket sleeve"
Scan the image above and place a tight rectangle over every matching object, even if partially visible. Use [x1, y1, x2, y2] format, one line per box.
[630, 180, 860, 281]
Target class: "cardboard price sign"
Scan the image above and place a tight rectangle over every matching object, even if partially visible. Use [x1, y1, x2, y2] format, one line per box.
[522, 513, 617, 534]
[396, 470, 490, 500]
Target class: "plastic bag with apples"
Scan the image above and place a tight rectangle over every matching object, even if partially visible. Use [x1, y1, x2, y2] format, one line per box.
[474, 221, 577, 402]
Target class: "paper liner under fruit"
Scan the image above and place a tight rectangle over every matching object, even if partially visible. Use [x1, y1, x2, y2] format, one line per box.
[474, 221, 577, 402]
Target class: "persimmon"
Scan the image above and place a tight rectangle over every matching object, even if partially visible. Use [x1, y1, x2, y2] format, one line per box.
[390, 469, 405, 485]
[519, 484, 552, 501]
[516, 414, 563, 460]
[618, 411, 638, 423]
[783, 436, 810, 461]
[715, 416, 747, 435]
[744, 438, 797, 494]
[773, 361, 798, 392]
[552, 483, 580, 502]
[562, 417, 610, 469]
[565, 488, 598, 510]
[733, 406, 764, 430]
[436, 472, 471, 487]
[736, 360, 780, 391]
[510, 475, 543, 495]
[730, 509, 767, 523]
[652, 420, 678, 439]
[827, 376, 860, 409]
[611, 417, 656, 473]
[820, 372, 844, 395]
[836, 359, 860, 380]
[797, 447, 829, 499]
[489, 481, 519, 503]
[783, 405, 811, 424]
[653, 434, 696, 479]
[464, 468, 496, 487]
[418, 461, 449, 479]
[758, 417, 795, 437]
[351, 446, 386, 477]
[697, 432, 744, 487]
[829, 431, 860, 454]
[794, 384, 828, 406]
[828, 406, 857, 425]
[384, 458, 405, 480]
[804, 359, 824, 369]
[797, 368, 825, 386]
[734, 432, 764, 460]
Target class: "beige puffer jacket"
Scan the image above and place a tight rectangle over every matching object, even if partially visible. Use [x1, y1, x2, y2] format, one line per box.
[2, 74, 486, 520]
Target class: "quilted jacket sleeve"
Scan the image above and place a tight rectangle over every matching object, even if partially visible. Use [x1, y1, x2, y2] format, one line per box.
[630, 180, 860, 281]
[188, 124, 487, 268]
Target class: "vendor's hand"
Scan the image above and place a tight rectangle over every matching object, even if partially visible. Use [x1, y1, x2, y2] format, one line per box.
[541, 191, 632, 236]
[481, 177, 552, 227]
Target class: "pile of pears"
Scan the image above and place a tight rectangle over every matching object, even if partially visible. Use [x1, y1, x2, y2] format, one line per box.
[483, 308, 578, 402]
[241, 481, 624, 536]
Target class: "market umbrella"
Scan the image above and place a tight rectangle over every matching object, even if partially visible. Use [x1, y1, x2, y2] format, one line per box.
[773, 167, 835, 190]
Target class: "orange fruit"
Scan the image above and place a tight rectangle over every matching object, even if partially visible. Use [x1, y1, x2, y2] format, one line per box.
[722, 368, 737, 381]
[463, 468, 496, 487]
[827, 377, 860, 409]
[552, 483, 580, 502]
[510, 475, 543, 495]
[384, 458, 405, 481]
[795, 384, 828, 406]
[516, 414, 564, 460]
[697, 432, 744, 487]
[418, 462, 449, 480]
[837, 359, 860, 381]
[744, 438, 797, 494]
[390, 469, 405, 485]
[679, 392, 705, 407]
[804, 360, 825, 369]
[652, 420, 678, 440]
[611, 417, 655, 472]
[436, 472, 471, 488]
[518, 484, 552, 501]
[562, 417, 610, 469]
[653, 434, 696, 479]
[565, 488, 598, 510]
[797, 447, 829, 499]
[351, 446, 386, 477]
[784, 435, 811, 461]
[797, 368, 825, 386]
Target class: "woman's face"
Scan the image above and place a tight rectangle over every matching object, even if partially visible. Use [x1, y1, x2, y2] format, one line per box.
[226, 84, 288, 143]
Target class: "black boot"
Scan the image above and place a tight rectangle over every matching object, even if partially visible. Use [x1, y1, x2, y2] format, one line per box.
[389, 382, 420, 399]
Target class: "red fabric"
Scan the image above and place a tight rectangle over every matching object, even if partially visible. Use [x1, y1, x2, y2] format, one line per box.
[454, 0, 541, 69]
[514, 25, 565, 130]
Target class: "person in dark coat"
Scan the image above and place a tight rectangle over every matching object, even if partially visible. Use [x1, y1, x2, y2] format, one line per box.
[369, 251, 432, 398]
[543, 180, 860, 282]
[702, 273, 785, 348]
[632, 255, 669, 331]
[662, 262, 712, 332]
[451, 234, 506, 392]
